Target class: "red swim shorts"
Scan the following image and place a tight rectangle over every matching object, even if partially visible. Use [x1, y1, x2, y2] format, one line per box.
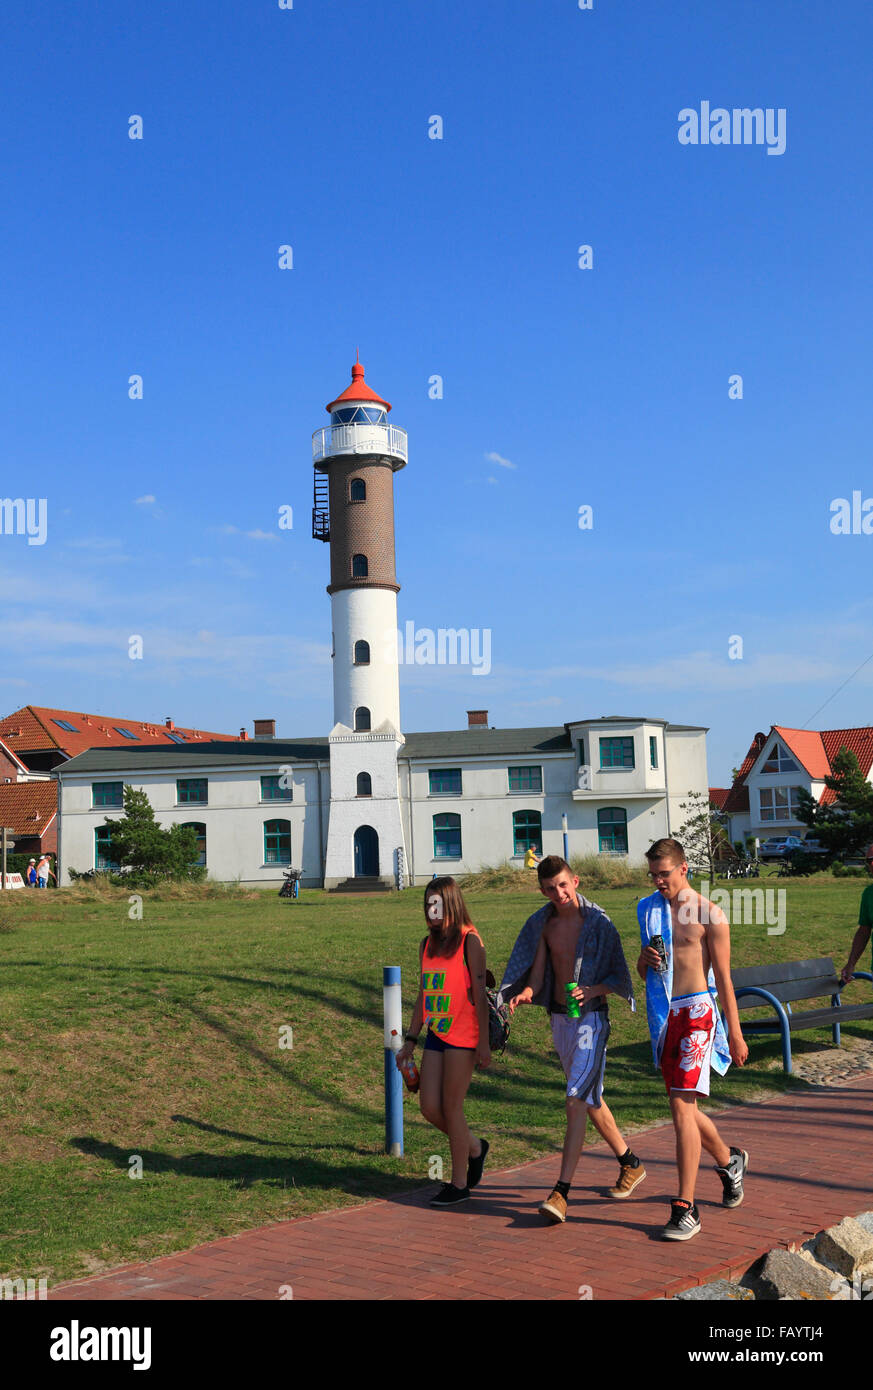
[660, 991, 715, 1095]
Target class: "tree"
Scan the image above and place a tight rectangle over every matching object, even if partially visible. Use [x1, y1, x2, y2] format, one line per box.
[676, 791, 734, 877]
[795, 747, 873, 862]
[100, 787, 203, 884]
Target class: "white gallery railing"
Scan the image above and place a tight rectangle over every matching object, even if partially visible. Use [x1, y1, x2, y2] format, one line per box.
[312, 423, 408, 464]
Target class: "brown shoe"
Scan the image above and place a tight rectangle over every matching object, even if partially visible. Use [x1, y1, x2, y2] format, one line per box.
[540, 1188, 568, 1223]
[607, 1163, 647, 1199]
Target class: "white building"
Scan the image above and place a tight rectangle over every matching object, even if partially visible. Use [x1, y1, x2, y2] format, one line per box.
[55, 362, 710, 888]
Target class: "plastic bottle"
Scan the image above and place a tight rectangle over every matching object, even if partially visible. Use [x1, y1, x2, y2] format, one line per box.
[391, 1030, 420, 1092]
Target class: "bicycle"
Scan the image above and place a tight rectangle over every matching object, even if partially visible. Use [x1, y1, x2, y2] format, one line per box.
[279, 868, 302, 901]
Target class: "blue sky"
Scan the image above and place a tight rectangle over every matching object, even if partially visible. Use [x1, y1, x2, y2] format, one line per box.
[1, 0, 871, 784]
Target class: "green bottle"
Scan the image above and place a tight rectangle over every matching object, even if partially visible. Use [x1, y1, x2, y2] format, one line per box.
[566, 981, 581, 1018]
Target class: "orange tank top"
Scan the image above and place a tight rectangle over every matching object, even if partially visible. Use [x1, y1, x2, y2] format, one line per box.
[421, 924, 481, 1047]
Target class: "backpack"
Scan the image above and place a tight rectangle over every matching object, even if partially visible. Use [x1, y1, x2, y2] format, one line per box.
[463, 933, 510, 1054]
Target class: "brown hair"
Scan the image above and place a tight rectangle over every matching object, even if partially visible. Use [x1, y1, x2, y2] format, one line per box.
[645, 838, 686, 866]
[423, 876, 474, 957]
[536, 854, 572, 884]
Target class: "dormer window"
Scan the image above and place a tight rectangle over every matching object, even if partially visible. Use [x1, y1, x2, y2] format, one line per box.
[761, 742, 800, 774]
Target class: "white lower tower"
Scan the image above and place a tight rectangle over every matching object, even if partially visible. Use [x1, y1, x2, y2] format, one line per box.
[312, 360, 409, 889]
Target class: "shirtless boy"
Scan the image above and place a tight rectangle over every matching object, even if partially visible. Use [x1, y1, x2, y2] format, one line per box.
[637, 838, 749, 1241]
[501, 856, 644, 1223]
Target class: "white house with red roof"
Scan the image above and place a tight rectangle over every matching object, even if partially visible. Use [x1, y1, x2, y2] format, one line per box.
[719, 725, 873, 846]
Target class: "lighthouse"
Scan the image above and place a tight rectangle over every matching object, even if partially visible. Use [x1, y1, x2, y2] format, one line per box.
[312, 358, 409, 889]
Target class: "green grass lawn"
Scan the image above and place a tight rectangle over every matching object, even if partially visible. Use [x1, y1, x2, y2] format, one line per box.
[0, 876, 870, 1284]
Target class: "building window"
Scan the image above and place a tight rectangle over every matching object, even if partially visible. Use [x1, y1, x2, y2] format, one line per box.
[429, 768, 462, 795]
[52, 718, 78, 732]
[95, 826, 119, 871]
[352, 553, 368, 578]
[264, 819, 291, 864]
[354, 640, 370, 665]
[166, 732, 188, 744]
[649, 736, 658, 770]
[114, 727, 140, 741]
[354, 707, 371, 732]
[759, 786, 805, 822]
[600, 737, 634, 770]
[509, 766, 542, 793]
[92, 781, 124, 808]
[180, 821, 207, 866]
[761, 743, 800, 774]
[349, 478, 366, 502]
[357, 772, 372, 797]
[434, 813, 462, 859]
[261, 775, 292, 802]
[177, 778, 207, 804]
[513, 810, 542, 854]
[598, 806, 628, 853]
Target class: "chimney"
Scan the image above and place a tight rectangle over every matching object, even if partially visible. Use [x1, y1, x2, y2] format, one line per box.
[467, 710, 488, 728]
[254, 719, 276, 739]
[165, 717, 175, 730]
[239, 728, 248, 741]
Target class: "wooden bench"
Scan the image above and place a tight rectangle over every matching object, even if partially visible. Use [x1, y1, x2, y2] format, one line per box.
[730, 957, 873, 1074]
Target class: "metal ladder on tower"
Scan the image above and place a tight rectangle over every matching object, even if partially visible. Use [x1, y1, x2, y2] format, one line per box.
[312, 470, 330, 541]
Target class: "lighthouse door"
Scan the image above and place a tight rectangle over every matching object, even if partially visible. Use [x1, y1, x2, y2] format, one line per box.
[353, 825, 379, 877]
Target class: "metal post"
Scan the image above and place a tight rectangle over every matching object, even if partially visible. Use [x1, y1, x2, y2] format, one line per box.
[562, 813, 569, 863]
[383, 965, 404, 1156]
[1, 827, 6, 891]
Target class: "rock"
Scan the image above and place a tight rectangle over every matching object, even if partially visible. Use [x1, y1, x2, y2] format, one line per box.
[815, 1217, 873, 1278]
[753, 1249, 842, 1301]
[674, 1280, 754, 1301]
[854, 1212, 873, 1237]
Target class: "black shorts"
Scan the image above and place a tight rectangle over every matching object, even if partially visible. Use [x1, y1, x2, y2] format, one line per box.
[424, 1030, 476, 1053]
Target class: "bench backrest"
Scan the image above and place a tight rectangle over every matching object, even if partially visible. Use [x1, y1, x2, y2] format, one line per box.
[731, 957, 839, 1008]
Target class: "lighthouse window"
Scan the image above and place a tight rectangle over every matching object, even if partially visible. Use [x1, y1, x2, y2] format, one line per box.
[354, 707, 371, 732]
[349, 478, 366, 502]
[352, 554, 368, 578]
[356, 772, 372, 797]
[330, 406, 387, 426]
[354, 640, 370, 665]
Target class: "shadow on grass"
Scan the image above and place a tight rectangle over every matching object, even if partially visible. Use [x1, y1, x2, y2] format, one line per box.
[70, 1136, 429, 1198]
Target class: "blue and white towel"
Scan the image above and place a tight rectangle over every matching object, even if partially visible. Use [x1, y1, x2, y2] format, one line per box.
[637, 890, 731, 1076]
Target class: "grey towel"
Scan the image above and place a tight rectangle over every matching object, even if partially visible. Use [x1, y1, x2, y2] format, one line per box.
[498, 893, 635, 1018]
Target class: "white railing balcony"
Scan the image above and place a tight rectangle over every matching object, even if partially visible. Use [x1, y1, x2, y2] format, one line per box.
[312, 422, 408, 466]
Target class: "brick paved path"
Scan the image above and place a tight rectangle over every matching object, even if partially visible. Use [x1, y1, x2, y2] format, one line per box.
[51, 1073, 873, 1301]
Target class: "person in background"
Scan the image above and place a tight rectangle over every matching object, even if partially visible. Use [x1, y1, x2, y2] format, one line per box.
[27, 859, 38, 887]
[523, 845, 541, 871]
[840, 842, 873, 984]
[36, 854, 56, 888]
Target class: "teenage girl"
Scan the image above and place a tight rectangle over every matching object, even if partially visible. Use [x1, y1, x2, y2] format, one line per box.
[395, 876, 491, 1205]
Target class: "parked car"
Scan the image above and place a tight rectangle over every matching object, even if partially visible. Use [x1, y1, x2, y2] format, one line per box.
[800, 838, 828, 855]
[759, 836, 804, 862]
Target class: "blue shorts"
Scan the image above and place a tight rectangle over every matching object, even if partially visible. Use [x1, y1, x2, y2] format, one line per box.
[424, 1030, 475, 1053]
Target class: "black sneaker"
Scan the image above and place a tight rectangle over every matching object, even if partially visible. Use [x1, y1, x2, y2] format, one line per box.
[467, 1138, 489, 1189]
[429, 1183, 470, 1206]
[715, 1147, 748, 1208]
[662, 1199, 701, 1241]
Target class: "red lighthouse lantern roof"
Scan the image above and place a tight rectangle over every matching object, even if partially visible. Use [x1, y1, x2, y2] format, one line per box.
[325, 359, 392, 414]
